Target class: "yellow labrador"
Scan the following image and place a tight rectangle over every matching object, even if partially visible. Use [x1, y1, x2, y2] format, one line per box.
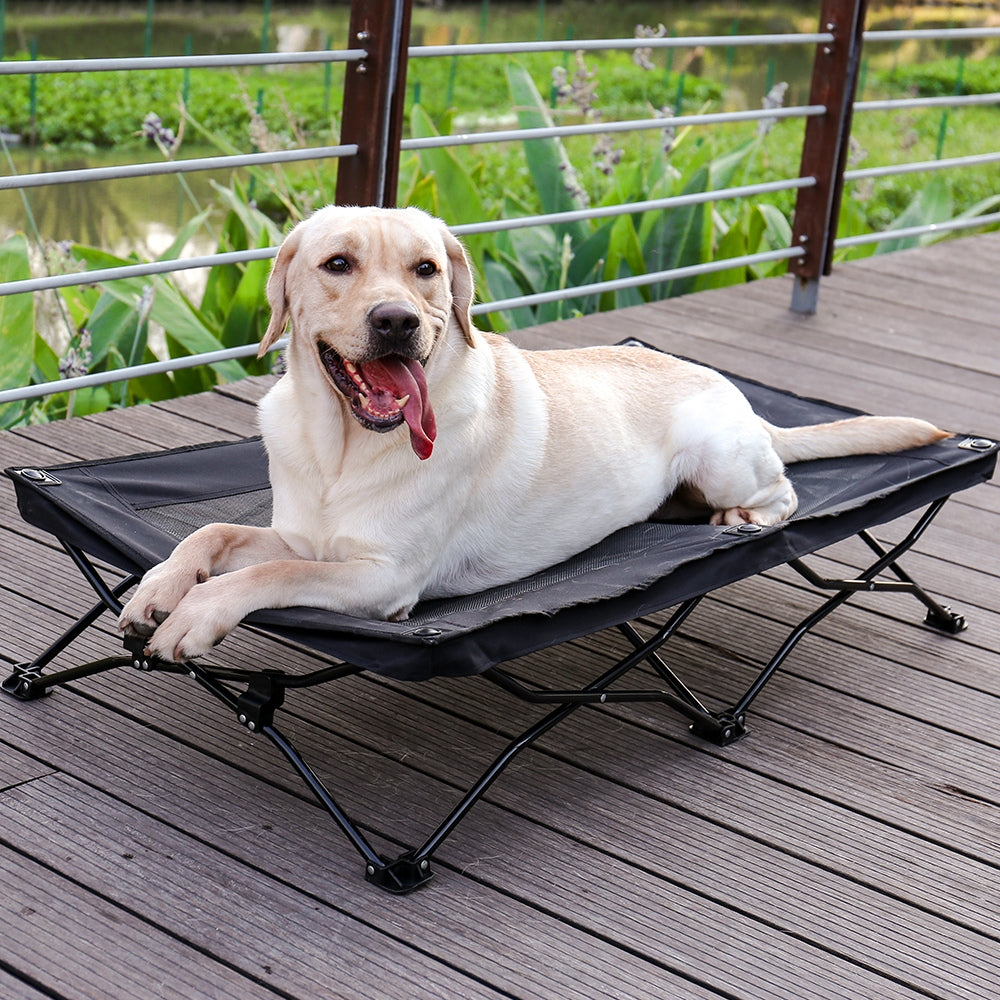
[118, 205, 948, 661]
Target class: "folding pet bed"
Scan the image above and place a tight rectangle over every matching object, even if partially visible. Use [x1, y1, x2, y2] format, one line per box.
[5, 344, 997, 893]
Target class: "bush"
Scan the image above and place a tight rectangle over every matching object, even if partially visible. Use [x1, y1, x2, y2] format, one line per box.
[874, 56, 1000, 98]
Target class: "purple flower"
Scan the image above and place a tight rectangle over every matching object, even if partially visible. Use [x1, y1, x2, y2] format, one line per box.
[141, 112, 177, 152]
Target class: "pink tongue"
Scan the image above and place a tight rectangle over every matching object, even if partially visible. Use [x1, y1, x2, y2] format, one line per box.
[359, 356, 437, 460]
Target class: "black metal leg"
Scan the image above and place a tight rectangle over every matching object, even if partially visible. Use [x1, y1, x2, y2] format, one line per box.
[856, 528, 967, 633]
[2, 555, 138, 700]
[5, 494, 968, 889]
[727, 496, 960, 725]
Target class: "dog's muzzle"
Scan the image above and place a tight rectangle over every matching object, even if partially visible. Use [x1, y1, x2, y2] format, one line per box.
[318, 342, 437, 460]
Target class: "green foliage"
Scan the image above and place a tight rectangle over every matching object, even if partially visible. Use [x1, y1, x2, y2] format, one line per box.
[0, 46, 720, 154]
[0, 234, 36, 428]
[0, 58, 343, 151]
[3, 44, 998, 425]
[400, 61, 793, 332]
[873, 57, 1000, 98]
[2, 185, 279, 426]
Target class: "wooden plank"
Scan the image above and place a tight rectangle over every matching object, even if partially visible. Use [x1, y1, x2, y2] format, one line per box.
[214, 374, 278, 406]
[668, 283, 1000, 400]
[0, 967, 52, 1000]
[357, 643, 1000, 923]
[0, 844, 285, 1000]
[9, 525, 988, 1000]
[0, 776, 513, 1000]
[0, 742, 53, 791]
[0, 686, 730, 1000]
[37, 600, 992, 992]
[69, 650, 1000, 999]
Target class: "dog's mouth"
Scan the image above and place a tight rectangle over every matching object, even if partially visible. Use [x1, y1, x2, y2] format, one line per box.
[319, 342, 437, 460]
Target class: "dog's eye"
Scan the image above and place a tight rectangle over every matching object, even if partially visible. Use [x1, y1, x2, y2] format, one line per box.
[415, 260, 438, 278]
[323, 256, 351, 273]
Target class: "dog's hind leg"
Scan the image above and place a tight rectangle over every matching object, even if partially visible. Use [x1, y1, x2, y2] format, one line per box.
[705, 473, 798, 526]
[681, 424, 799, 527]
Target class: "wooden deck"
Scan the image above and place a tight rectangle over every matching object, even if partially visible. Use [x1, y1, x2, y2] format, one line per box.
[2, 233, 999, 1000]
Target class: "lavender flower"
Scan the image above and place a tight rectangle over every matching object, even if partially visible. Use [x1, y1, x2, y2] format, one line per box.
[552, 52, 619, 185]
[634, 24, 668, 72]
[140, 112, 177, 154]
[558, 158, 590, 206]
[653, 106, 677, 156]
[553, 52, 598, 117]
[59, 329, 93, 380]
[593, 133, 623, 176]
[756, 82, 789, 137]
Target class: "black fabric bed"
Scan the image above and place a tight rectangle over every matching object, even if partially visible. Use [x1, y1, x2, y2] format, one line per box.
[5, 349, 997, 892]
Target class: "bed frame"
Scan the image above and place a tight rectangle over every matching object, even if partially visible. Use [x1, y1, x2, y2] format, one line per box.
[5, 352, 996, 893]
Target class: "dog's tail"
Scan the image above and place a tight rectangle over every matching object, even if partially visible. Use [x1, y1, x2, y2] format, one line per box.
[764, 415, 950, 465]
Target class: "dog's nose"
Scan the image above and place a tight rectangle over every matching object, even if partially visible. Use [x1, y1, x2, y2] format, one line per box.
[368, 301, 421, 346]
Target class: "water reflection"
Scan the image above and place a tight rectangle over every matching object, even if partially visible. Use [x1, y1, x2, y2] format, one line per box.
[1, 147, 221, 260]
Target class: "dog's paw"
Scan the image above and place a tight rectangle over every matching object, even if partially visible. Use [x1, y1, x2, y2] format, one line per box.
[117, 560, 207, 639]
[139, 578, 242, 662]
[709, 506, 754, 527]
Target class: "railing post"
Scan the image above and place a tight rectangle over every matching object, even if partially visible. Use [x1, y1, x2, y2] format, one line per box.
[335, 0, 413, 208]
[789, 0, 868, 314]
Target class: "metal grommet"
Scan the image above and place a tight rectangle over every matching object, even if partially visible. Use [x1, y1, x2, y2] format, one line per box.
[409, 626, 443, 638]
[958, 437, 996, 452]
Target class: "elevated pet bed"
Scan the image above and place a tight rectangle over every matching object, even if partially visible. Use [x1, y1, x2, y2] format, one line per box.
[5, 345, 997, 892]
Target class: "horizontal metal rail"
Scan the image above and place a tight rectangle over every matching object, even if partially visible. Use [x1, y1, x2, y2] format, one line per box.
[452, 178, 816, 237]
[0, 50, 365, 75]
[0, 145, 358, 192]
[845, 149, 1000, 182]
[863, 26, 1000, 43]
[835, 211, 1000, 250]
[471, 246, 804, 316]
[401, 105, 826, 153]
[0, 248, 277, 297]
[0, 338, 287, 405]
[0, 178, 814, 298]
[0, 106, 822, 197]
[855, 93, 1000, 114]
[408, 32, 835, 58]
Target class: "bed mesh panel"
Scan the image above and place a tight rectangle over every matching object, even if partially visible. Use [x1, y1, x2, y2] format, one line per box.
[404, 522, 696, 624]
[140, 489, 273, 540]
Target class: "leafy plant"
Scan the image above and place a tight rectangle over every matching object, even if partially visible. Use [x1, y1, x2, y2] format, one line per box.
[1, 182, 279, 427]
[403, 60, 793, 331]
[3, 42, 997, 427]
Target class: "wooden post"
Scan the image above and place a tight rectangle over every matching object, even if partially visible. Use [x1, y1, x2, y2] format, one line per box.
[789, 0, 868, 314]
[335, 0, 413, 208]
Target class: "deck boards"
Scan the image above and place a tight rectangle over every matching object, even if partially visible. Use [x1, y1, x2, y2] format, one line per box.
[2, 233, 999, 999]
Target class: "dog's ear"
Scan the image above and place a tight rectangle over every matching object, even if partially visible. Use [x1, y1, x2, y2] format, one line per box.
[441, 226, 477, 348]
[258, 224, 302, 358]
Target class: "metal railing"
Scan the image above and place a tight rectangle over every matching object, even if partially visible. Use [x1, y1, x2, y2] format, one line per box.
[1, 0, 998, 411]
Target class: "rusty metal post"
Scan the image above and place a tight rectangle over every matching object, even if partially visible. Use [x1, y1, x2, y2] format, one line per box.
[789, 0, 868, 314]
[335, 0, 413, 207]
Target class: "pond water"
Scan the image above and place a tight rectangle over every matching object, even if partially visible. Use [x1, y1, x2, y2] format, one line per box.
[1, 0, 994, 258]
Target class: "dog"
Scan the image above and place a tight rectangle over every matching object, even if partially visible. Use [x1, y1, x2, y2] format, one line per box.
[118, 205, 949, 662]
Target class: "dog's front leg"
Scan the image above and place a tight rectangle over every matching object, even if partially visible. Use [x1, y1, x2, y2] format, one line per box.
[138, 556, 420, 662]
[118, 524, 298, 641]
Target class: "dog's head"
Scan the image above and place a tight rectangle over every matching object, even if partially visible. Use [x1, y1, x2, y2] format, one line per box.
[259, 205, 476, 460]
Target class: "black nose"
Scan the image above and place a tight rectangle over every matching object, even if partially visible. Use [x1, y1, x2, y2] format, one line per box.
[368, 301, 420, 346]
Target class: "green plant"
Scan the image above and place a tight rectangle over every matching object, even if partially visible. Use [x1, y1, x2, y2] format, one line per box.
[0, 182, 280, 428]
[402, 59, 793, 331]
[3, 41, 998, 427]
